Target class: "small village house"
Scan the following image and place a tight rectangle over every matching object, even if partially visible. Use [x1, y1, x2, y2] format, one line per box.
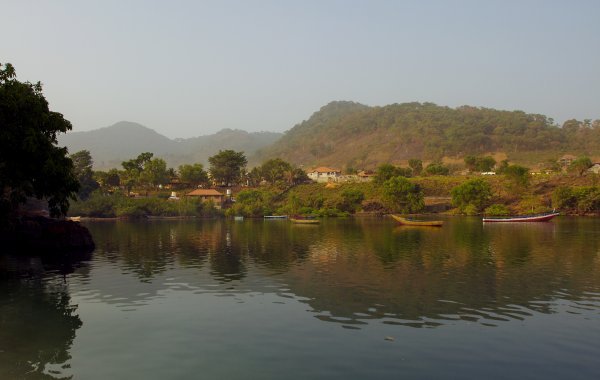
[558, 154, 577, 168]
[186, 189, 225, 208]
[307, 167, 342, 183]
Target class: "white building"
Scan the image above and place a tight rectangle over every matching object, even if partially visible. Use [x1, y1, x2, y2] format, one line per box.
[307, 167, 341, 183]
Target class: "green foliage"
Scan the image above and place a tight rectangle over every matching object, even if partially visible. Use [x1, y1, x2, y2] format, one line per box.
[178, 163, 209, 187]
[424, 162, 449, 176]
[568, 156, 592, 176]
[69, 191, 216, 218]
[552, 186, 576, 210]
[337, 189, 365, 212]
[408, 159, 423, 175]
[259, 158, 293, 185]
[503, 164, 530, 188]
[0, 62, 80, 217]
[451, 178, 492, 214]
[484, 204, 511, 216]
[464, 155, 496, 172]
[374, 164, 412, 184]
[70, 150, 99, 200]
[208, 150, 247, 186]
[227, 189, 274, 217]
[552, 186, 600, 214]
[106, 169, 121, 187]
[382, 176, 424, 213]
[140, 158, 169, 187]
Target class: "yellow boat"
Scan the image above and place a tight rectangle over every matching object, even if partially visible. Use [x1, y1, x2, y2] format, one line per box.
[391, 214, 443, 227]
[290, 217, 320, 224]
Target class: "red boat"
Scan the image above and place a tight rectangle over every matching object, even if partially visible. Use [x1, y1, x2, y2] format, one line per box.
[482, 211, 559, 223]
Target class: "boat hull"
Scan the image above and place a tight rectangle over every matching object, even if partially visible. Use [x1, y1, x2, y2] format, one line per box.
[290, 218, 320, 224]
[391, 215, 443, 227]
[482, 212, 559, 223]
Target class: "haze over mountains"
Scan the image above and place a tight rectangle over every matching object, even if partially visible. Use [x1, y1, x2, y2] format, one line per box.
[58, 121, 282, 169]
[60, 102, 599, 171]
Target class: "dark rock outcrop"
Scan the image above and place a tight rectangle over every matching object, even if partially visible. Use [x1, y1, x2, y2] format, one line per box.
[1, 216, 95, 258]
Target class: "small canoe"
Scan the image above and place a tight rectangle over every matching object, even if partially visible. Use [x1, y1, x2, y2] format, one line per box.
[391, 214, 443, 227]
[264, 215, 288, 219]
[482, 212, 559, 223]
[290, 217, 320, 224]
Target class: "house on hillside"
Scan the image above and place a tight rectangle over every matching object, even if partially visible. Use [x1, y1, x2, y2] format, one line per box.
[357, 170, 375, 182]
[307, 167, 341, 183]
[186, 189, 225, 208]
[558, 154, 577, 168]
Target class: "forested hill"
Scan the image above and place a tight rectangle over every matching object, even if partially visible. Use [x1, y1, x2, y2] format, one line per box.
[254, 101, 600, 169]
[59, 121, 282, 169]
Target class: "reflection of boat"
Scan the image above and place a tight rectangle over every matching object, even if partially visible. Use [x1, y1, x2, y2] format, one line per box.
[482, 211, 559, 223]
[391, 215, 443, 227]
[290, 217, 320, 224]
[264, 215, 288, 219]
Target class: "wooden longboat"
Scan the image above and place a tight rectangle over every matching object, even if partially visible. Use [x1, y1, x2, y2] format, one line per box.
[482, 211, 559, 223]
[289, 217, 320, 224]
[391, 214, 443, 227]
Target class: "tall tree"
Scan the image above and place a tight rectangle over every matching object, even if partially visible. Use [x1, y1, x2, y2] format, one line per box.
[260, 158, 293, 185]
[140, 158, 168, 187]
[0, 62, 79, 217]
[178, 163, 209, 187]
[408, 159, 423, 176]
[70, 150, 99, 200]
[208, 150, 247, 186]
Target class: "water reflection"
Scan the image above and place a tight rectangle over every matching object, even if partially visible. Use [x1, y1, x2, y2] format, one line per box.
[1, 217, 600, 379]
[79, 218, 600, 328]
[0, 257, 83, 379]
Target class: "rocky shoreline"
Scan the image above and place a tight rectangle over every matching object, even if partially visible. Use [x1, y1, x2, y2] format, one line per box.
[1, 216, 95, 257]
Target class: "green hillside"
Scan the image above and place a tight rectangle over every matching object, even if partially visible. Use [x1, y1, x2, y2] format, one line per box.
[255, 101, 600, 169]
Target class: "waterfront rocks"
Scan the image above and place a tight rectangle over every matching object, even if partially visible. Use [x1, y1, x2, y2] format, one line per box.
[1, 216, 95, 257]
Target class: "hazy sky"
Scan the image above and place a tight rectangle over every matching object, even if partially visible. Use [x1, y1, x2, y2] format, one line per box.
[2, 0, 599, 138]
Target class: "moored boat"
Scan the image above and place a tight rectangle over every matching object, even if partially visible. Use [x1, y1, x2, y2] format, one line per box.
[391, 214, 443, 227]
[482, 211, 559, 223]
[290, 216, 320, 224]
[264, 215, 288, 219]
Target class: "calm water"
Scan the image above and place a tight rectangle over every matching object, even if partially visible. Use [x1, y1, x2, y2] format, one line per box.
[1, 217, 599, 379]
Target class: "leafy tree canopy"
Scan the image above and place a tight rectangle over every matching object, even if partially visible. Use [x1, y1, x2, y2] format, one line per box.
[0, 62, 79, 217]
[140, 158, 168, 187]
[451, 178, 492, 213]
[382, 176, 424, 213]
[70, 150, 99, 200]
[259, 158, 293, 185]
[178, 163, 209, 187]
[208, 150, 247, 186]
[374, 163, 412, 184]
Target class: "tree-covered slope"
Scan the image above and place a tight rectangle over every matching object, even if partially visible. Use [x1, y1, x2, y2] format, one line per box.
[255, 101, 599, 169]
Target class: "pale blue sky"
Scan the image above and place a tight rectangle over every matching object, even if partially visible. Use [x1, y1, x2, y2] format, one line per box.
[2, 0, 599, 138]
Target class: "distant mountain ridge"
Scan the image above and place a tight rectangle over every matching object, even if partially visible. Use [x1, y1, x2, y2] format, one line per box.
[58, 121, 282, 169]
[60, 102, 599, 171]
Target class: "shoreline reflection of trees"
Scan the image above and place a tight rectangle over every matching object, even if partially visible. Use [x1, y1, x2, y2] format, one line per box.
[85, 218, 600, 327]
[0, 258, 83, 379]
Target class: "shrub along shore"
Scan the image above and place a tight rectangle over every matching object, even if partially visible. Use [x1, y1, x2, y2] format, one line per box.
[69, 172, 600, 219]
